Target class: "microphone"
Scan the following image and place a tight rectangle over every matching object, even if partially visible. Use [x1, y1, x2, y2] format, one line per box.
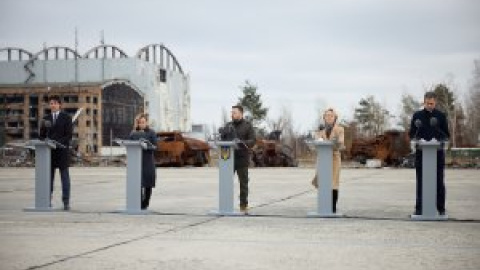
[233, 138, 248, 149]
[413, 119, 422, 140]
[219, 122, 236, 141]
[139, 138, 155, 150]
[41, 119, 52, 139]
[43, 119, 52, 128]
[430, 117, 448, 140]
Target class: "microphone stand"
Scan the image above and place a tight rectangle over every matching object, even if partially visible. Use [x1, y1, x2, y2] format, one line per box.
[139, 138, 157, 150]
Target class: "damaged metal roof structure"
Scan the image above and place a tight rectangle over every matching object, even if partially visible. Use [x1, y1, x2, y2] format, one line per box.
[0, 44, 191, 157]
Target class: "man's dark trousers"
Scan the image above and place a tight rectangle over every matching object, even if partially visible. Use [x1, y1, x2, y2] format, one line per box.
[51, 167, 71, 205]
[234, 166, 249, 207]
[415, 149, 446, 213]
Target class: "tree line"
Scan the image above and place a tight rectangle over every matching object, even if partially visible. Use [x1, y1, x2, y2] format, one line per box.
[225, 60, 480, 148]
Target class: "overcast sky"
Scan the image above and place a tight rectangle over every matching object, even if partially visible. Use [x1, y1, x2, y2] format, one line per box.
[1, 0, 479, 132]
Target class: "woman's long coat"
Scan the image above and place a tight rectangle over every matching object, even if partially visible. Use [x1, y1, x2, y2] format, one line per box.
[312, 124, 345, 190]
[129, 129, 158, 188]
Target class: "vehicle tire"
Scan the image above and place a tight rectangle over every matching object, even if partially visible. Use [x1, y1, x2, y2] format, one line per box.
[356, 155, 367, 165]
[194, 152, 204, 167]
[176, 154, 185, 167]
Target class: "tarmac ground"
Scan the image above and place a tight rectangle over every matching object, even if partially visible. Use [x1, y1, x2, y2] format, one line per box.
[0, 167, 479, 270]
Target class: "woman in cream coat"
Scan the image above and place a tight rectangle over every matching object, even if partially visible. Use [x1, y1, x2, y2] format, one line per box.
[311, 108, 345, 213]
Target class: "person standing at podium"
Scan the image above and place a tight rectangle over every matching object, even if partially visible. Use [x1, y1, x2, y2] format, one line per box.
[409, 91, 450, 216]
[311, 108, 345, 213]
[219, 105, 255, 214]
[39, 95, 73, 211]
[129, 114, 158, 210]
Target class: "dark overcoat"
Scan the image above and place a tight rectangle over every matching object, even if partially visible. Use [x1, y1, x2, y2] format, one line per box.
[39, 111, 73, 169]
[129, 129, 158, 188]
[409, 108, 450, 141]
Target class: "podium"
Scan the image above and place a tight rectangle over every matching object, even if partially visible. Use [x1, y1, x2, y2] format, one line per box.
[24, 139, 60, 211]
[307, 140, 343, 217]
[411, 139, 448, 221]
[115, 139, 154, 214]
[209, 141, 243, 216]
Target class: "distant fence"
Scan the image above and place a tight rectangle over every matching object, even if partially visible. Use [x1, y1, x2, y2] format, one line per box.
[0, 147, 33, 167]
[446, 148, 480, 168]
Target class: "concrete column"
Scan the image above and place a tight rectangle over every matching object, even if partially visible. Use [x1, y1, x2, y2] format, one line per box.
[23, 93, 30, 139]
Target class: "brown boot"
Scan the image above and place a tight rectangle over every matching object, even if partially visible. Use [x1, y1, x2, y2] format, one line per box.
[240, 205, 249, 215]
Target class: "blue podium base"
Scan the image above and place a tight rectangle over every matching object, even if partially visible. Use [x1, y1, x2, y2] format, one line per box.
[113, 209, 151, 215]
[208, 210, 247, 216]
[410, 214, 448, 221]
[307, 212, 344, 218]
[24, 206, 56, 212]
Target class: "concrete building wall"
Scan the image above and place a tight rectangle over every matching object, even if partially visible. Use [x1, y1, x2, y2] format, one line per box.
[0, 86, 102, 155]
[0, 45, 191, 157]
[0, 58, 190, 132]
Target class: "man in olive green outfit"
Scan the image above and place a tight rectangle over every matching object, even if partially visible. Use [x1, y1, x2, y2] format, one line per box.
[220, 105, 255, 214]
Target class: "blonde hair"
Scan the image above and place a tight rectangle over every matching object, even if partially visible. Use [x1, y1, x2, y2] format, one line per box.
[323, 108, 338, 122]
[133, 113, 150, 131]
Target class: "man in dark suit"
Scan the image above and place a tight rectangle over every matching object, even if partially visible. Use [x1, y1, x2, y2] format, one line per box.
[220, 105, 255, 214]
[39, 95, 73, 210]
[409, 91, 450, 216]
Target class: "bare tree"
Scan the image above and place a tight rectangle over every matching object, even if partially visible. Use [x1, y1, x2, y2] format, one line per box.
[267, 106, 293, 134]
[266, 106, 297, 145]
[452, 104, 468, 147]
[313, 97, 328, 130]
[465, 60, 480, 146]
[430, 83, 460, 146]
[209, 122, 217, 141]
[265, 106, 301, 159]
[398, 93, 421, 131]
[221, 107, 228, 126]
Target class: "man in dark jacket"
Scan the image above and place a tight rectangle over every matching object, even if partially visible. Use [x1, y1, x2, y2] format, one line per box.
[39, 95, 73, 210]
[220, 105, 255, 213]
[409, 91, 450, 216]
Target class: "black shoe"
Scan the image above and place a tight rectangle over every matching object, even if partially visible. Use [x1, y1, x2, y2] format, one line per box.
[332, 190, 338, 213]
[438, 210, 446, 216]
[63, 204, 70, 211]
[413, 210, 421, 215]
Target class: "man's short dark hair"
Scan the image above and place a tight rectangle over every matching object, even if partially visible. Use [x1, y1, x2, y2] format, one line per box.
[424, 91, 437, 100]
[48, 95, 62, 104]
[232, 105, 244, 113]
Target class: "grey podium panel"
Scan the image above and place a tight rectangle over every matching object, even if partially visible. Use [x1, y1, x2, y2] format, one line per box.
[307, 140, 343, 218]
[209, 141, 243, 216]
[24, 140, 56, 212]
[115, 140, 149, 215]
[411, 140, 448, 221]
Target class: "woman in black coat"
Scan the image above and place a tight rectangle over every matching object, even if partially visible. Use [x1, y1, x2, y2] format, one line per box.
[129, 114, 158, 210]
